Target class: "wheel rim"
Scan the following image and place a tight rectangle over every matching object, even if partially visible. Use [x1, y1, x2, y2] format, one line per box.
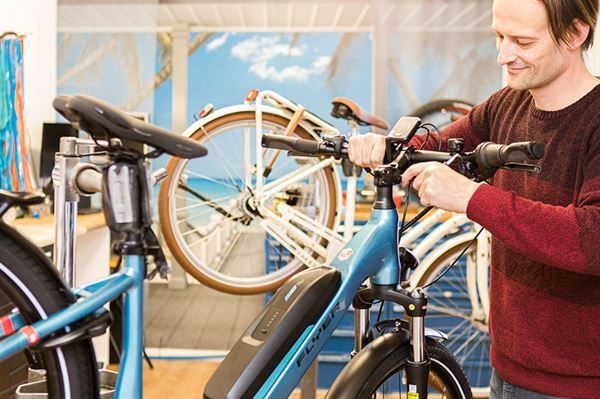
[159, 113, 337, 294]
[418, 245, 491, 392]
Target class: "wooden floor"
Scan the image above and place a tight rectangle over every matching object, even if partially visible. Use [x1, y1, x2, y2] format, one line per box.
[140, 359, 327, 399]
[145, 230, 267, 349]
[145, 283, 263, 349]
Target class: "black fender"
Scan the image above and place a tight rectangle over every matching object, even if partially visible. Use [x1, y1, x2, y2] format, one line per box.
[326, 327, 447, 398]
[326, 330, 410, 398]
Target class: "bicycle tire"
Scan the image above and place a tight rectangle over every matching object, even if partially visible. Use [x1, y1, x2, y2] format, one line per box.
[416, 241, 491, 396]
[158, 111, 338, 294]
[0, 223, 98, 399]
[356, 339, 472, 398]
[410, 99, 474, 130]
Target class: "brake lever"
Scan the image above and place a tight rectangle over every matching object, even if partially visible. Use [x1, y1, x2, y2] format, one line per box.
[502, 163, 542, 174]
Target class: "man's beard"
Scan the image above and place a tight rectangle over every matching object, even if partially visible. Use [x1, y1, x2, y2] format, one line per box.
[507, 59, 564, 91]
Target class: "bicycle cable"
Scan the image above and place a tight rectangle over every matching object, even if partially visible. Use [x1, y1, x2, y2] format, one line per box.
[417, 126, 431, 150]
[421, 225, 485, 290]
[419, 122, 443, 151]
[375, 299, 385, 324]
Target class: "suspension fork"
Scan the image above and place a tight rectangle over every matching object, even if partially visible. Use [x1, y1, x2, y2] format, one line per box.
[359, 285, 431, 398]
[352, 308, 370, 357]
[405, 290, 430, 399]
[351, 285, 373, 356]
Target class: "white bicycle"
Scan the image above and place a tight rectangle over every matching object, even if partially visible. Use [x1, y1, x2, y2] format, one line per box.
[159, 90, 370, 294]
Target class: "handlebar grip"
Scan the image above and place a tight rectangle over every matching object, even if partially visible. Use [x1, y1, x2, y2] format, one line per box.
[476, 141, 545, 169]
[261, 134, 320, 154]
[505, 141, 545, 161]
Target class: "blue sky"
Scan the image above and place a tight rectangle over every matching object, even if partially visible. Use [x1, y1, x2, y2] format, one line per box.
[152, 32, 372, 133]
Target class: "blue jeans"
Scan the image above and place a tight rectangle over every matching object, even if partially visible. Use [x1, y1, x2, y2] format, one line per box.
[490, 368, 571, 399]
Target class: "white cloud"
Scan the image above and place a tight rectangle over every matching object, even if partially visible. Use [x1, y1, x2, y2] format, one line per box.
[312, 56, 331, 73]
[231, 36, 303, 63]
[206, 33, 230, 52]
[250, 63, 311, 82]
[230, 36, 331, 83]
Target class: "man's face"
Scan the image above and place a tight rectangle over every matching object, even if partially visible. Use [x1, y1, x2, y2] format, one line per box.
[492, 0, 569, 91]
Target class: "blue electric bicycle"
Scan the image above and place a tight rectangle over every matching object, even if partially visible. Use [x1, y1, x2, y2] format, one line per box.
[0, 93, 543, 399]
[0, 94, 207, 399]
[202, 125, 544, 398]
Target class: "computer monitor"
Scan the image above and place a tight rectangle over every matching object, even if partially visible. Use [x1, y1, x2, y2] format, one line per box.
[40, 123, 78, 179]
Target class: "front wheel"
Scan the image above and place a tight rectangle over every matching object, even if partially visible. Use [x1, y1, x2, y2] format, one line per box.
[358, 340, 472, 399]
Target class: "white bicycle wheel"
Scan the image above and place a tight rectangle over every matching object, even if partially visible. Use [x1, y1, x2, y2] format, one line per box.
[415, 241, 491, 397]
[158, 111, 338, 294]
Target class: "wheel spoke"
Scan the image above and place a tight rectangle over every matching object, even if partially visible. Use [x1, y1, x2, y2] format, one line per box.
[197, 126, 247, 189]
[183, 169, 242, 192]
[175, 192, 240, 212]
[159, 115, 336, 293]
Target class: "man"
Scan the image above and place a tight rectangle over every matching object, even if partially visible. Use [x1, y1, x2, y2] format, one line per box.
[348, 0, 600, 398]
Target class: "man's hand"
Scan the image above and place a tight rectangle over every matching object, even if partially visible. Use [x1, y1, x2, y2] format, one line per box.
[401, 162, 481, 213]
[348, 133, 387, 168]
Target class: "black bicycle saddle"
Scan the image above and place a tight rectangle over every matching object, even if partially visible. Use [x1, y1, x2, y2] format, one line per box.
[53, 95, 207, 159]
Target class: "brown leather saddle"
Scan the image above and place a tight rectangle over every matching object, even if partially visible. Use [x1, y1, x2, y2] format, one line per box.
[331, 97, 389, 130]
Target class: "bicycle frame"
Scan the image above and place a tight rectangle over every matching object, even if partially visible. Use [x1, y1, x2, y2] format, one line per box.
[251, 205, 402, 397]
[0, 253, 146, 399]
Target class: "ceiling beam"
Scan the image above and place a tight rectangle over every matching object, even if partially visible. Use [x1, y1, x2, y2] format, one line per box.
[287, 3, 293, 29]
[420, 3, 450, 29]
[353, 3, 370, 29]
[163, 4, 178, 24]
[466, 8, 492, 29]
[212, 3, 223, 26]
[309, 4, 319, 29]
[331, 4, 345, 29]
[443, 3, 476, 29]
[187, 4, 201, 25]
[398, 3, 423, 27]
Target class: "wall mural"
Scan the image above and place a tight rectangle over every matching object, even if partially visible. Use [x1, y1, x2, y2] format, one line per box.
[57, 30, 500, 173]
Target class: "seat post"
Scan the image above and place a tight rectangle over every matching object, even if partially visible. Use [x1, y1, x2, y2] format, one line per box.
[53, 136, 108, 286]
[343, 120, 360, 242]
[53, 137, 80, 287]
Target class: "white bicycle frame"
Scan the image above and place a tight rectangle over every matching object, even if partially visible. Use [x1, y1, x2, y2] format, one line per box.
[179, 90, 491, 323]
[252, 90, 362, 264]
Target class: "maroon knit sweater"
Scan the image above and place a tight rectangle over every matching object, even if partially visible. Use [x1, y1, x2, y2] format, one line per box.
[411, 84, 600, 398]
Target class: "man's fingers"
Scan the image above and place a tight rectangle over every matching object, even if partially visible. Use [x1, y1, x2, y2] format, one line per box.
[401, 162, 432, 187]
[361, 139, 372, 168]
[348, 137, 357, 164]
[371, 139, 386, 166]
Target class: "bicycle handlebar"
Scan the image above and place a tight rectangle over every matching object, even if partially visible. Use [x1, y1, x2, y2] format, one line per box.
[261, 134, 545, 181]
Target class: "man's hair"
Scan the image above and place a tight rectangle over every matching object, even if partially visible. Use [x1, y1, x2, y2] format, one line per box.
[539, 0, 599, 51]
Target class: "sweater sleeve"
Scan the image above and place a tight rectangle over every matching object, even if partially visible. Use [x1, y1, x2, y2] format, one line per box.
[466, 144, 600, 276]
